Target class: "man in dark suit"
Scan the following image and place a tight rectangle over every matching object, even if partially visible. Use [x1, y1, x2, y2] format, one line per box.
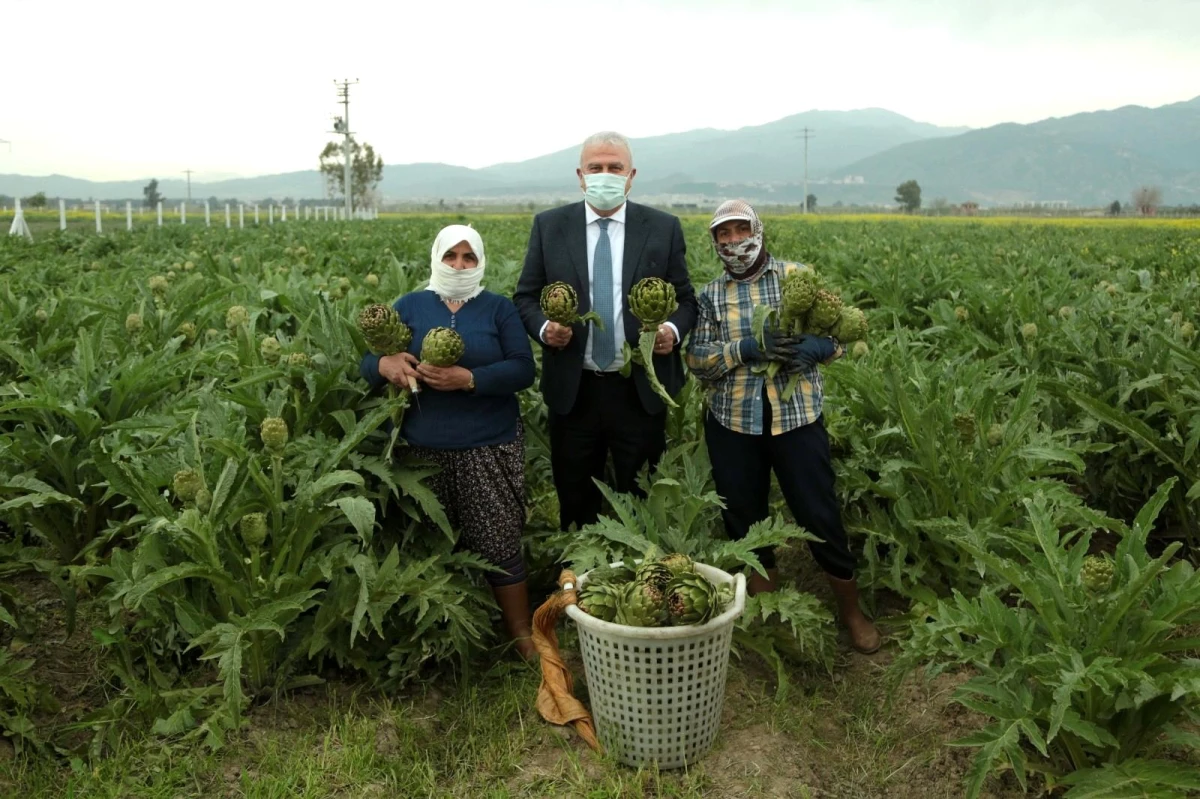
[514, 131, 697, 531]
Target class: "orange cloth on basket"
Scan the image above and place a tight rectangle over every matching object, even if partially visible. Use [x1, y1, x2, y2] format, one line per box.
[532, 570, 602, 753]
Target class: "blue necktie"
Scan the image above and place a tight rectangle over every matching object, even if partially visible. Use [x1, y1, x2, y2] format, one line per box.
[591, 218, 616, 370]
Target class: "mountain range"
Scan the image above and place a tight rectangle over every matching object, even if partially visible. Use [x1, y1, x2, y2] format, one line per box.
[3, 97, 1198, 207]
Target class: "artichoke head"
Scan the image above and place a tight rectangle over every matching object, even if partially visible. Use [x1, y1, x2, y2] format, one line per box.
[615, 581, 667, 627]
[634, 560, 673, 592]
[125, 313, 144, 335]
[577, 581, 622, 623]
[260, 336, 282, 364]
[540, 282, 582, 325]
[1081, 556, 1114, 593]
[658, 553, 695, 578]
[953, 412, 977, 445]
[172, 469, 204, 503]
[226, 305, 250, 330]
[629, 277, 677, 331]
[831, 306, 868, 343]
[358, 303, 412, 355]
[805, 289, 843, 333]
[240, 513, 268, 549]
[260, 417, 289, 455]
[665, 572, 721, 626]
[420, 327, 465, 367]
[780, 271, 818, 329]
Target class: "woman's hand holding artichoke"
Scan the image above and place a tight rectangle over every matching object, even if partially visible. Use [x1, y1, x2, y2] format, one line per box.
[416, 363, 474, 392]
[379, 352, 421, 388]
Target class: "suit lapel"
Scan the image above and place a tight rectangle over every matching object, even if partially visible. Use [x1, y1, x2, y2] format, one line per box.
[563, 202, 590, 311]
[622, 201, 650, 299]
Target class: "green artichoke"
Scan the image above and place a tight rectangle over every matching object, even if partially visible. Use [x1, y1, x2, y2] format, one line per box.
[953, 412, 977, 445]
[658, 553, 695, 578]
[665, 572, 721, 626]
[240, 513, 268, 549]
[1081, 556, 1114, 593]
[420, 327, 465, 367]
[634, 560, 673, 592]
[578, 581, 622, 623]
[149, 275, 169, 295]
[986, 423, 1005, 447]
[615, 581, 667, 627]
[226, 305, 250, 330]
[260, 336, 282, 364]
[954, 306, 970, 322]
[1181, 322, 1195, 342]
[125, 313, 144, 335]
[358, 303, 412, 356]
[261, 417, 289, 455]
[780, 271, 818, 332]
[287, 351, 310, 368]
[851, 340, 869, 357]
[176, 321, 197, 344]
[629, 277, 677, 332]
[540, 281, 604, 329]
[831, 306, 868, 343]
[34, 308, 48, 324]
[365, 273, 380, 288]
[195, 488, 213, 514]
[805, 289, 843, 334]
[586, 564, 636, 588]
[172, 469, 204, 503]
[1021, 323, 1038, 341]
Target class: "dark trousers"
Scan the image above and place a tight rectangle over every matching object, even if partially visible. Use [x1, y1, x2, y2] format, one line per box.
[550, 371, 667, 531]
[704, 401, 856, 579]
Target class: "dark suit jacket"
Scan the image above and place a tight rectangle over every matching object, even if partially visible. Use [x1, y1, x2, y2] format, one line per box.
[513, 200, 698, 416]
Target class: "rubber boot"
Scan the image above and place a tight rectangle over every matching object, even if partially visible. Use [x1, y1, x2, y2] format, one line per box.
[747, 567, 780, 597]
[826, 575, 882, 654]
[492, 581, 537, 660]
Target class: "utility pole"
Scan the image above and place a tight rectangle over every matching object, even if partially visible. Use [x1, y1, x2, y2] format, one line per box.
[798, 128, 814, 214]
[183, 169, 194, 202]
[333, 79, 358, 218]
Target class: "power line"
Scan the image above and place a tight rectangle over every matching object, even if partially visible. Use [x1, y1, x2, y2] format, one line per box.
[798, 128, 815, 214]
[333, 79, 358, 218]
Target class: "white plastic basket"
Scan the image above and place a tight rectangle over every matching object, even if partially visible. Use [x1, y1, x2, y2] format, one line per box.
[565, 562, 747, 769]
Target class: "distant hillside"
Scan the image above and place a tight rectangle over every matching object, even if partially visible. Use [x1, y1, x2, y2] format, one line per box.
[830, 96, 1200, 206]
[0, 108, 968, 203]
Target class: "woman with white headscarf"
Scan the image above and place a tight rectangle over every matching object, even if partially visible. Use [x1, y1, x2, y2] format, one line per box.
[686, 200, 881, 655]
[360, 224, 537, 659]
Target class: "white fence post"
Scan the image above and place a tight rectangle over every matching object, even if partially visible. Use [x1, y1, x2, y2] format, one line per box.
[254, 204, 260, 225]
[157, 201, 163, 227]
[225, 203, 231, 228]
[269, 205, 274, 225]
[180, 202, 186, 224]
[294, 204, 299, 222]
[239, 204, 244, 229]
[59, 199, 66, 231]
[205, 200, 211, 227]
[95, 200, 102, 233]
[126, 201, 132, 231]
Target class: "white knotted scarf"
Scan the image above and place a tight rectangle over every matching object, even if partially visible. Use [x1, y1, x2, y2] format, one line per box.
[427, 224, 486, 302]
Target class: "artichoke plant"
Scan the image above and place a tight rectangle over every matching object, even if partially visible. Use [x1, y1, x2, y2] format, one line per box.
[666, 573, 721, 626]
[779, 271, 818, 332]
[578, 581, 622, 623]
[260, 336, 282, 365]
[615, 581, 667, 627]
[125, 313, 143, 335]
[149, 275, 169, 296]
[287, 351, 309, 368]
[540, 281, 604, 329]
[358, 303, 412, 356]
[420, 327, 465, 367]
[226, 305, 250, 330]
[831, 306, 868, 343]
[176, 321, 197, 345]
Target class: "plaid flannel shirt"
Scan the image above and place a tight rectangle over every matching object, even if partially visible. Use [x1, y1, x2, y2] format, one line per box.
[685, 257, 842, 436]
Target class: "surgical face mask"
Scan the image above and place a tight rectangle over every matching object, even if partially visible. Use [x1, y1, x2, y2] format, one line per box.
[582, 172, 630, 211]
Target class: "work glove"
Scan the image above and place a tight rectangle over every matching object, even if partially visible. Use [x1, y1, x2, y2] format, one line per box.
[739, 331, 801, 364]
[786, 335, 837, 372]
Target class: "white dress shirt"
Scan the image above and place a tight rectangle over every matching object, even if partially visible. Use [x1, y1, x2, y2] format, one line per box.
[540, 201, 678, 370]
[583, 202, 627, 372]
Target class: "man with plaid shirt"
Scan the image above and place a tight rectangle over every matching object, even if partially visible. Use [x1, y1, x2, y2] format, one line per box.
[686, 199, 880, 654]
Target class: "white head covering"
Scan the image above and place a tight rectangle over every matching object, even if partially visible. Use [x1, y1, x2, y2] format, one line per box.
[427, 224, 486, 302]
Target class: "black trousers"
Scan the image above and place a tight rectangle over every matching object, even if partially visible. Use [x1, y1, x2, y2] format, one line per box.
[704, 400, 856, 579]
[550, 371, 667, 531]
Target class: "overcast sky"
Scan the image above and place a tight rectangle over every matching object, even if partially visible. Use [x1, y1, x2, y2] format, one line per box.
[3, 0, 1198, 182]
